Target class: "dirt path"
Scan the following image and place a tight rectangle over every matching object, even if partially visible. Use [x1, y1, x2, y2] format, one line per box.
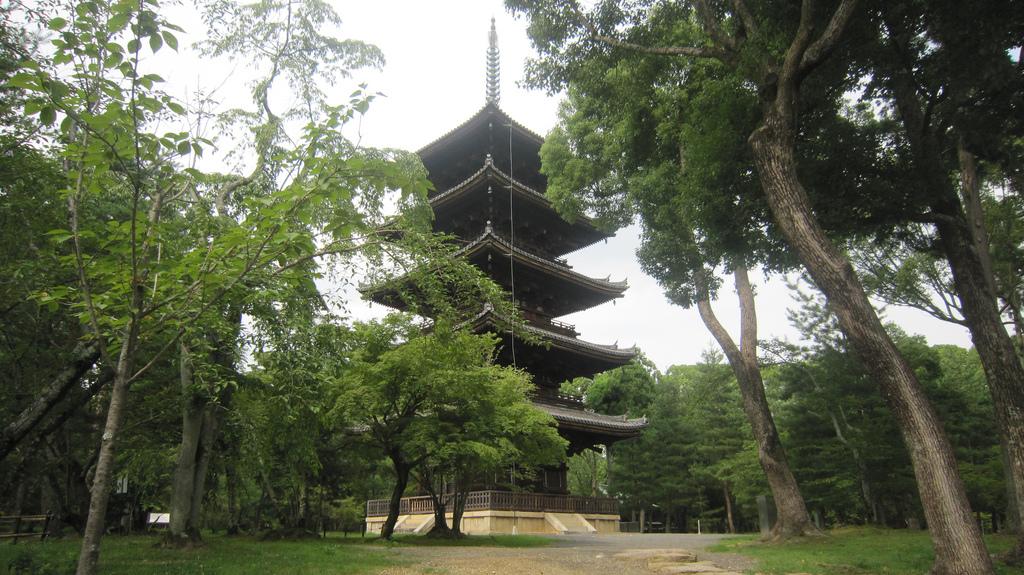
[375, 533, 756, 575]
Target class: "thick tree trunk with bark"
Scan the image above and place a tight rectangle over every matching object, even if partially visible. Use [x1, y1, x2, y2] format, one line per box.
[932, 195, 1024, 561]
[896, 87, 1024, 561]
[883, 56, 1024, 558]
[167, 307, 238, 545]
[696, 266, 817, 540]
[380, 455, 410, 540]
[1, 341, 101, 462]
[749, 104, 993, 572]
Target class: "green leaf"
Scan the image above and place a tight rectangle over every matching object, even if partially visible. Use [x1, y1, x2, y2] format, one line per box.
[6, 73, 40, 91]
[149, 33, 162, 53]
[40, 106, 57, 126]
[104, 51, 123, 68]
[46, 229, 73, 243]
[47, 17, 68, 31]
[161, 30, 178, 51]
[108, 12, 131, 31]
[177, 140, 191, 155]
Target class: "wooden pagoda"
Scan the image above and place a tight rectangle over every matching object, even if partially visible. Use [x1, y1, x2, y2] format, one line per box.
[364, 19, 646, 535]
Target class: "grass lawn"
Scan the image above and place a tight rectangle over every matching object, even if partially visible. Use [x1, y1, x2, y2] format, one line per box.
[0, 532, 550, 574]
[709, 526, 1024, 575]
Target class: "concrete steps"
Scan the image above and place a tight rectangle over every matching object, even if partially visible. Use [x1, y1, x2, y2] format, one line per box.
[543, 512, 597, 534]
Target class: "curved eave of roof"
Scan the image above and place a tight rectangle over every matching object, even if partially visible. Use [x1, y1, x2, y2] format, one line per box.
[417, 101, 545, 159]
[464, 305, 638, 361]
[535, 402, 648, 437]
[458, 229, 628, 294]
[431, 159, 602, 227]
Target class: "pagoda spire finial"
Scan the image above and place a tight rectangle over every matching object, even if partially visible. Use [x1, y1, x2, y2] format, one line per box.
[486, 17, 500, 105]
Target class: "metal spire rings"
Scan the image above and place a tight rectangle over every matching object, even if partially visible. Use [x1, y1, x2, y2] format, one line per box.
[486, 17, 500, 104]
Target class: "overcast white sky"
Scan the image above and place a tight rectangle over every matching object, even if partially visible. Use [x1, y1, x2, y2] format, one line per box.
[161, 0, 973, 370]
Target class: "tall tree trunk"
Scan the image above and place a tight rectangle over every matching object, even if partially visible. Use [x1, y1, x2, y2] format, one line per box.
[886, 58, 1024, 561]
[931, 196, 1024, 561]
[1006, 442, 1021, 534]
[1, 341, 101, 462]
[696, 266, 817, 539]
[380, 455, 410, 540]
[75, 320, 142, 575]
[749, 103, 993, 572]
[723, 481, 736, 534]
[188, 405, 217, 537]
[167, 308, 238, 544]
[225, 461, 240, 535]
[166, 343, 204, 546]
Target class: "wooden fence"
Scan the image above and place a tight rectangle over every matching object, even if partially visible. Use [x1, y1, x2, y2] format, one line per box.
[365, 490, 618, 517]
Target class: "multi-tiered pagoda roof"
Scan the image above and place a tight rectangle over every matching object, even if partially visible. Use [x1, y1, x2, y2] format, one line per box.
[364, 20, 645, 459]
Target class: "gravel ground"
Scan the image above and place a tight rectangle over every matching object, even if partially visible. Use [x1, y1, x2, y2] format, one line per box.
[375, 533, 757, 575]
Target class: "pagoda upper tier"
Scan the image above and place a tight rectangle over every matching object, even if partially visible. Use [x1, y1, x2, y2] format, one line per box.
[367, 224, 627, 321]
[419, 102, 547, 193]
[431, 157, 608, 258]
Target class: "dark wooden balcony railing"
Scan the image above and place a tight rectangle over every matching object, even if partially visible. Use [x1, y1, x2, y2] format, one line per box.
[365, 490, 619, 517]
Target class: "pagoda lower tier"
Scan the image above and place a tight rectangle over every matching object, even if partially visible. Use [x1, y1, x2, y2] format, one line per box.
[463, 305, 636, 388]
[531, 392, 647, 451]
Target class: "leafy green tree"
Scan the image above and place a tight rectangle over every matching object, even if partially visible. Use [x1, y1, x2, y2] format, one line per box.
[846, 3, 1024, 555]
[600, 355, 758, 533]
[567, 449, 608, 497]
[415, 363, 565, 537]
[333, 318, 564, 539]
[508, 1, 993, 568]
[585, 356, 659, 416]
[767, 282, 1005, 530]
[9, 0, 431, 568]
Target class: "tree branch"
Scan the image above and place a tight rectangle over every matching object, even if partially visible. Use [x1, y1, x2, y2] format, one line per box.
[799, 0, 860, 74]
[734, 266, 758, 364]
[730, 0, 759, 37]
[695, 268, 743, 365]
[694, 0, 736, 51]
